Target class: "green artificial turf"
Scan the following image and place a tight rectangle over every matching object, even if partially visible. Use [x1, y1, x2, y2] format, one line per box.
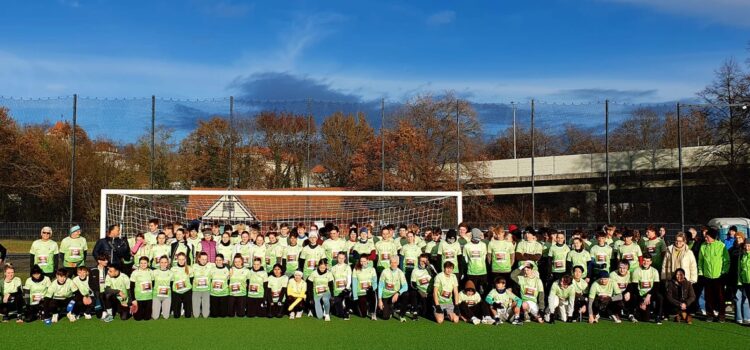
[1, 316, 749, 349]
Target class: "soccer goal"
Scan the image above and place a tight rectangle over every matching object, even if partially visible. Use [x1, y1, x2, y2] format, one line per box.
[100, 189, 462, 238]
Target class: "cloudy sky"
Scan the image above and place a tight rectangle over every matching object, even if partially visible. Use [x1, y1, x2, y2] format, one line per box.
[1, 0, 749, 104]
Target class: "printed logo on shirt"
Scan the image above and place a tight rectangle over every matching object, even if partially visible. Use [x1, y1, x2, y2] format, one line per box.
[381, 253, 390, 260]
[647, 246, 655, 254]
[470, 250, 481, 258]
[141, 282, 152, 293]
[623, 253, 634, 261]
[249, 284, 259, 293]
[405, 259, 415, 267]
[158, 286, 169, 297]
[335, 279, 346, 288]
[307, 260, 317, 268]
[617, 282, 626, 290]
[287, 254, 297, 262]
[196, 277, 208, 287]
[212, 280, 224, 291]
[440, 290, 451, 298]
[640, 281, 652, 289]
[265, 257, 271, 266]
[31, 294, 43, 305]
[495, 252, 506, 261]
[175, 280, 186, 292]
[386, 282, 395, 291]
[596, 254, 607, 263]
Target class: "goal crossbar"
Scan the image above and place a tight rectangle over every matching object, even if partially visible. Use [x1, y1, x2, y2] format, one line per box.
[100, 189, 463, 238]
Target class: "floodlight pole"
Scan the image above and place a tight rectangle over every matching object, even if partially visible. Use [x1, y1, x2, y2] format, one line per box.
[531, 99, 536, 228]
[69, 94, 77, 225]
[605, 100, 611, 224]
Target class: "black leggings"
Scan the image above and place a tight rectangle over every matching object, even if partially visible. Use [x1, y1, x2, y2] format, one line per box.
[331, 292, 350, 318]
[228, 296, 246, 317]
[43, 298, 71, 319]
[73, 294, 95, 316]
[285, 297, 305, 314]
[246, 298, 266, 317]
[0, 291, 24, 320]
[102, 293, 129, 320]
[133, 300, 152, 321]
[355, 290, 376, 317]
[635, 291, 664, 321]
[171, 291, 193, 319]
[591, 296, 623, 317]
[24, 304, 43, 322]
[210, 296, 230, 318]
[268, 300, 285, 318]
[379, 296, 406, 320]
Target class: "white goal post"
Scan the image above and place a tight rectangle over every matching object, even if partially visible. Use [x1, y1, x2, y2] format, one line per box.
[100, 189, 463, 238]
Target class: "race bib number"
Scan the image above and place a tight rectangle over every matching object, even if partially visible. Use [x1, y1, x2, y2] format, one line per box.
[141, 282, 152, 293]
[272, 291, 280, 298]
[381, 253, 390, 260]
[596, 254, 607, 263]
[249, 284, 259, 293]
[495, 252, 506, 261]
[554, 260, 564, 268]
[419, 277, 429, 286]
[31, 294, 43, 305]
[623, 253, 633, 261]
[444, 251, 455, 259]
[470, 250, 481, 258]
[617, 283, 626, 290]
[38, 255, 48, 266]
[467, 299, 476, 306]
[335, 279, 346, 288]
[440, 290, 451, 298]
[360, 281, 371, 290]
[640, 281, 652, 289]
[196, 277, 208, 287]
[647, 246, 655, 253]
[70, 248, 81, 258]
[158, 287, 169, 297]
[242, 256, 250, 265]
[230, 283, 241, 293]
[307, 260, 317, 268]
[287, 254, 297, 262]
[385, 283, 395, 291]
[524, 287, 536, 297]
[316, 285, 327, 294]
[175, 280, 186, 291]
[212, 280, 224, 291]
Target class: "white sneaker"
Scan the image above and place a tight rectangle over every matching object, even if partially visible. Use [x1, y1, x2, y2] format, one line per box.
[371, 314, 377, 321]
[324, 314, 331, 322]
[84, 314, 92, 320]
[296, 311, 303, 318]
[595, 314, 600, 323]
[610, 315, 621, 324]
[289, 313, 295, 320]
[51, 314, 59, 323]
[482, 316, 494, 324]
[307, 311, 313, 317]
[471, 316, 480, 325]
[543, 313, 551, 323]
[67, 313, 76, 322]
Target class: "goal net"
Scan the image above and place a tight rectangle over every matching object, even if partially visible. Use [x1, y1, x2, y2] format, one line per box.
[100, 189, 462, 238]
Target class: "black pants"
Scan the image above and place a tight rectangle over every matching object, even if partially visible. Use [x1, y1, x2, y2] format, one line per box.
[285, 297, 305, 314]
[635, 291, 664, 321]
[43, 298, 71, 319]
[171, 291, 192, 318]
[24, 303, 43, 322]
[592, 296, 622, 317]
[102, 293, 129, 320]
[0, 292, 24, 320]
[379, 296, 405, 320]
[73, 294, 95, 316]
[407, 288, 431, 316]
[246, 298, 266, 317]
[133, 300, 152, 321]
[571, 295, 588, 321]
[228, 296, 246, 317]
[268, 300, 285, 318]
[458, 301, 490, 320]
[305, 281, 314, 313]
[355, 290, 376, 317]
[703, 277, 725, 319]
[210, 296, 229, 318]
[331, 291, 350, 318]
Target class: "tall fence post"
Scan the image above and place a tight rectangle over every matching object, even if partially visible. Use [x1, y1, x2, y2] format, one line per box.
[228, 96, 234, 189]
[605, 100, 611, 224]
[69, 94, 77, 224]
[456, 99, 460, 191]
[677, 103, 685, 233]
[150, 95, 155, 190]
[531, 99, 536, 228]
[512, 101, 517, 159]
[381, 98, 385, 192]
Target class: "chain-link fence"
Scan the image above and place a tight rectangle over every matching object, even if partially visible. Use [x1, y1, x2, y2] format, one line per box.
[1, 95, 748, 236]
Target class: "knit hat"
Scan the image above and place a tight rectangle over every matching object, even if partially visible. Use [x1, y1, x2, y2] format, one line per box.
[31, 264, 43, 276]
[465, 280, 476, 291]
[597, 270, 609, 280]
[470, 228, 483, 242]
[69, 225, 81, 235]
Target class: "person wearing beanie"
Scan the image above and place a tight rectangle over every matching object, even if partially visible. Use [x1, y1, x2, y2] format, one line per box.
[438, 229, 462, 280]
[587, 270, 623, 323]
[30, 226, 59, 280]
[23, 264, 50, 322]
[463, 228, 488, 295]
[60, 225, 88, 277]
[458, 280, 492, 325]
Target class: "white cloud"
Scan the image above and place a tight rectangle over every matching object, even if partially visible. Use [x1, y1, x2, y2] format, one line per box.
[601, 0, 750, 27]
[426, 10, 455, 25]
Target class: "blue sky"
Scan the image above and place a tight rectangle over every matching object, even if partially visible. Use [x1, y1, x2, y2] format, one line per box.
[1, 0, 749, 103]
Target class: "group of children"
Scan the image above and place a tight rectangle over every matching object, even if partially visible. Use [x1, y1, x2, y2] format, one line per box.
[2, 220, 748, 326]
